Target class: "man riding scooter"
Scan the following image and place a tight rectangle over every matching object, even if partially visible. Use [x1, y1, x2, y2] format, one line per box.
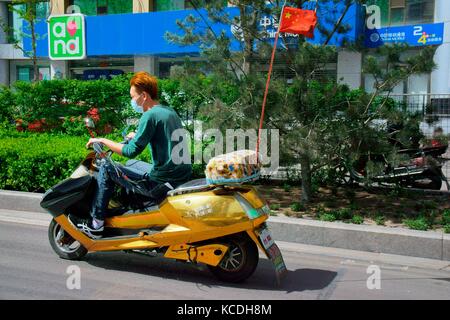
[70, 71, 192, 239]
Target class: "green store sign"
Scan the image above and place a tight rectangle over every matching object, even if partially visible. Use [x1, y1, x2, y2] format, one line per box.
[48, 14, 86, 60]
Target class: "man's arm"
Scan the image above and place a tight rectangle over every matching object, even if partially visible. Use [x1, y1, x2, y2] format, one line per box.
[86, 138, 125, 156]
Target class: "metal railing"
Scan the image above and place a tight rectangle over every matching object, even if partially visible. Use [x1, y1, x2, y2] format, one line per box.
[384, 93, 450, 117]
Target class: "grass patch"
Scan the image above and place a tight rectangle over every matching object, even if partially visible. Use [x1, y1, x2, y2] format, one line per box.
[336, 208, 353, 220]
[442, 209, 450, 225]
[290, 202, 305, 212]
[374, 215, 385, 226]
[320, 213, 337, 222]
[269, 203, 281, 211]
[403, 216, 430, 231]
[351, 215, 364, 225]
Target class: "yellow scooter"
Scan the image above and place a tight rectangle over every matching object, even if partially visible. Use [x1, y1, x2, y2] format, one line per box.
[41, 122, 286, 283]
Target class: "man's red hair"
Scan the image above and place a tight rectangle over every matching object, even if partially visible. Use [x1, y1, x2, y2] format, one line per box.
[130, 71, 158, 100]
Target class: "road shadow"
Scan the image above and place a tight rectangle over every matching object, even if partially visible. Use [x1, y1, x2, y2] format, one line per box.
[83, 251, 337, 293]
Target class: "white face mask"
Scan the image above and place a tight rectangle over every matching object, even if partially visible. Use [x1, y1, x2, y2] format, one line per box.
[131, 94, 144, 114]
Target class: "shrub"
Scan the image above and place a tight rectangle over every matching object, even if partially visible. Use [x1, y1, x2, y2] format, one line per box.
[444, 225, 450, 234]
[351, 215, 364, 224]
[0, 86, 14, 122]
[290, 202, 305, 212]
[0, 76, 194, 135]
[403, 216, 430, 231]
[442, 209, 450, 225]
[269, 203, 281, 211]
[336, 208, 353, 220]
[375, 215, 385, 226]
[0, 133, 87, 192]
[320, 213, 337, 222]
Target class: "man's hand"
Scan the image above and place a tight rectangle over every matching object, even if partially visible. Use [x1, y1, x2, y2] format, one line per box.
[126, 132, 136, 140]
[86, 137, 125, 156]
[86, 138, 104, 149]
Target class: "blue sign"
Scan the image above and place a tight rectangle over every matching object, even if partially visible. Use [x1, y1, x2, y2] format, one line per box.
[24, 3, 363, 58]
[365, 23, 444, 48]
[257, 1, 364, 47]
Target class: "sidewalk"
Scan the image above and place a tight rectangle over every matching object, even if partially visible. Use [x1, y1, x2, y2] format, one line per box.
[1, 189, 449, 261]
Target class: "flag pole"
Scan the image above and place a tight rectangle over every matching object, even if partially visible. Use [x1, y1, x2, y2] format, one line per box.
[256, 6, 285, 159]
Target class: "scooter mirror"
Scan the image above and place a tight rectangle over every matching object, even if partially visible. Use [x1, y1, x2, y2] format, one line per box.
[126, 118, 139, 126]
[122, 118, 139, 140]
[84, 117, 95, 129]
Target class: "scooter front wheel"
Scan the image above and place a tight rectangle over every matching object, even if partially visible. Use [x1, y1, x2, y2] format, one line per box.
[48, 219, 87, 260]
[207, 234, 258, 283]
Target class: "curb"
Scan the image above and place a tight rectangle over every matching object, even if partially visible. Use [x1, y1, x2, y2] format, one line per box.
[0, 190, 46, 213]
[0, 190, 449, 261]
[267, 216, 450, 261]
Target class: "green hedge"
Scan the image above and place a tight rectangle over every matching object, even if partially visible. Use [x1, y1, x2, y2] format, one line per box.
[0, 129, 87, 192]
[0, 127, 204, 192]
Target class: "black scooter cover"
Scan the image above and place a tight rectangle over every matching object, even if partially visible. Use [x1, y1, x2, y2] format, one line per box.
[40, 175, 93, 217]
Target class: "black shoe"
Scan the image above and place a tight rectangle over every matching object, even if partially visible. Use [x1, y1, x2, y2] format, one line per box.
[69, 215, 104, 239]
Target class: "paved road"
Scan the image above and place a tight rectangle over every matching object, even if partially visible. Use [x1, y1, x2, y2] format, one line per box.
[0, 210, 450, 300]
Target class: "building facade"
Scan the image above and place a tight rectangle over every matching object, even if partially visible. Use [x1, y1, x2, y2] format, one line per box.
[0, 0, 448, 101]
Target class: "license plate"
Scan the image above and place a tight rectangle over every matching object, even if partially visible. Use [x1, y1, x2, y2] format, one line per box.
[257, 226, 287, 284]
[259, 227, 275, 249]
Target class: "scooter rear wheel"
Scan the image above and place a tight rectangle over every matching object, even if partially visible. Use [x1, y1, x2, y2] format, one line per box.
[207, 234, 258, 283]
[48, 219, 88, 260]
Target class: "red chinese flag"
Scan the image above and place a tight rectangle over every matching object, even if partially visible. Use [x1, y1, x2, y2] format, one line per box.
[279, 6, 317, 38]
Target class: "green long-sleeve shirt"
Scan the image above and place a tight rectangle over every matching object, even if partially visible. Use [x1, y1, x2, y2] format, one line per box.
[122, 105, 192, 186]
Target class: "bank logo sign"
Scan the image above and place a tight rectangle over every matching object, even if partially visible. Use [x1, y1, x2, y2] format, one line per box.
[48, 14, 86, 60]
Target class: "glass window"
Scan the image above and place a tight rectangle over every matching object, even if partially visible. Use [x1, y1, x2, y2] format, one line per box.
[390, 7, 405, 25]
[35, 1, 50, 20]
[69, 0, 133, 16]
[97, 0, 107, 15]
[9, 3, 25, 43]
[39, 67, 51, 81]
[156, 0, 185, 12]
[367, 0, 435, 27]
[17, 67, 31, 82]
[108, 0, 133, 15]
[406, 0, 434, 24]
[71, 0, 97, 16]
[17, 66, 50, 82]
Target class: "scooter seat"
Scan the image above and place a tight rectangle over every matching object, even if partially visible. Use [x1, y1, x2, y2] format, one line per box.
[125, 159, 153, 174]
[125, 161, 215, 196]
[168, 178, 214, 196]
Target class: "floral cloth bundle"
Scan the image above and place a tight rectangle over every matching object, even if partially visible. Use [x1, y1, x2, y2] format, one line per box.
[205, 150, 261, 184]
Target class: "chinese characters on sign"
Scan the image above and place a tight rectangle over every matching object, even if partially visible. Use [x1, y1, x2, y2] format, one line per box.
[365, 23, 444, 48]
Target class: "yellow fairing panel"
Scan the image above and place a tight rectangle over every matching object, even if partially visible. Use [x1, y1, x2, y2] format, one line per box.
[166, 191, 248, 227]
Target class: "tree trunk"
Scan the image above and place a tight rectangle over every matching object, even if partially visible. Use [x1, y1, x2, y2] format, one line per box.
[30, 19, 38, 82]
[238, 4, 256, 75]
[300, 154, 312, 202]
